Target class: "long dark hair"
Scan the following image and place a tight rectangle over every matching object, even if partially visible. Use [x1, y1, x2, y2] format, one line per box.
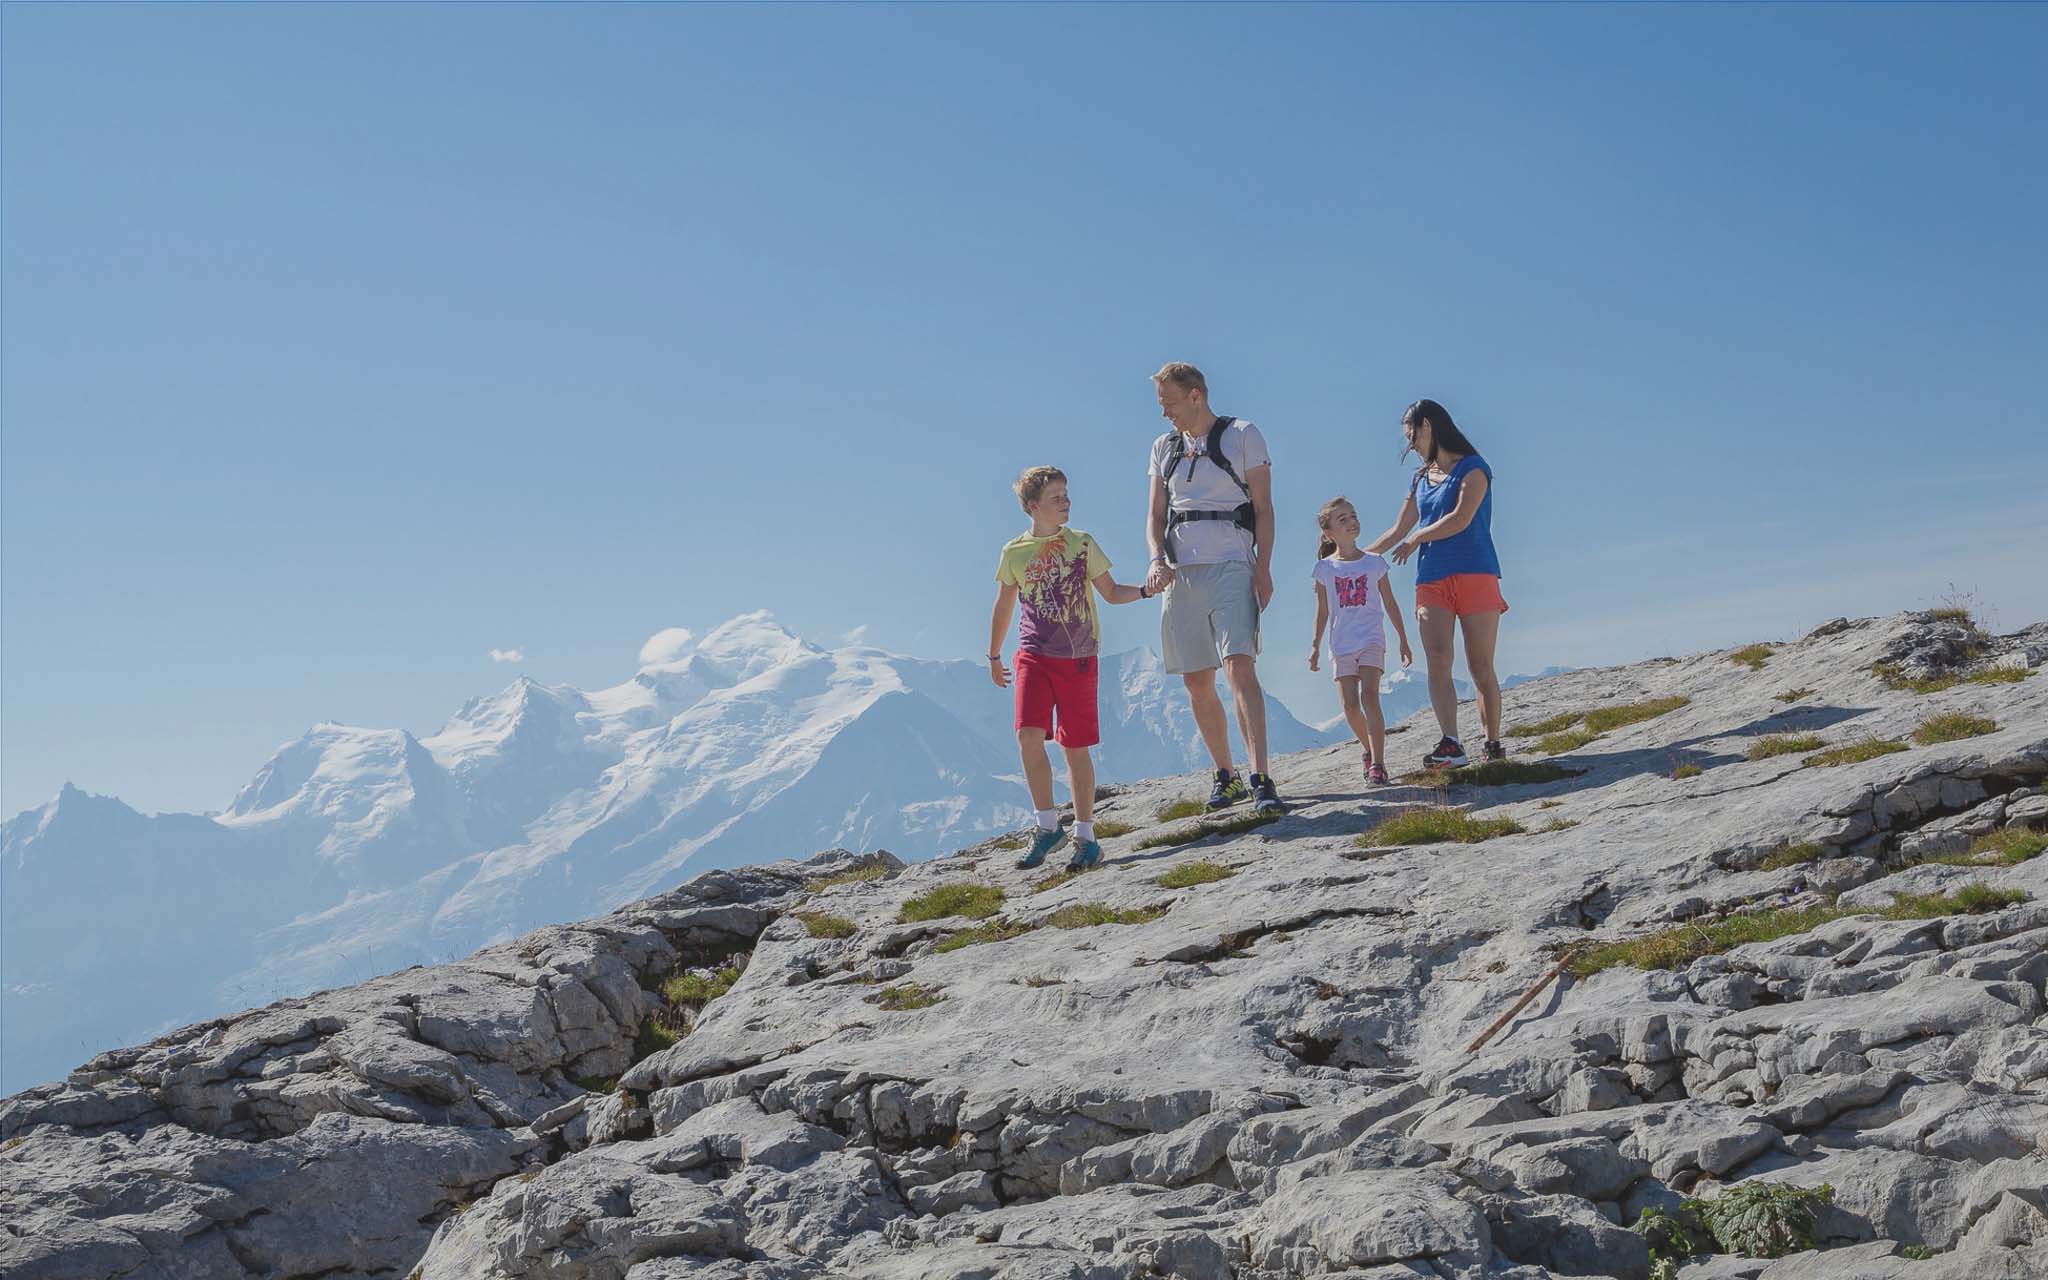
[1402, 399, 1479, 475]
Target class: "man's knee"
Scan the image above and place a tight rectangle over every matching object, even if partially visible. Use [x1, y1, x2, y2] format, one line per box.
[1181, 669, 1220, 698]
[1222, 654, 1260, 693]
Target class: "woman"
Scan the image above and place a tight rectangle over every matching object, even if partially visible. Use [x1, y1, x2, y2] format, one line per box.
[1367, 399, 1506, 769]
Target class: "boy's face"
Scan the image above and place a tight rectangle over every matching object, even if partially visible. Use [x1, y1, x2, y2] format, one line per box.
[1027, 481, 1071, 527]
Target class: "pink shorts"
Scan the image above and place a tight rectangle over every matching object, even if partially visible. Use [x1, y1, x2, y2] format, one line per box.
[1332, 646, 1385, 680]
[1415, 573, 1509, 617]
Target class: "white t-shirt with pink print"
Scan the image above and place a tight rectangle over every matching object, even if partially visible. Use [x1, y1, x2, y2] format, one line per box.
[1312, 552, 1389, 656]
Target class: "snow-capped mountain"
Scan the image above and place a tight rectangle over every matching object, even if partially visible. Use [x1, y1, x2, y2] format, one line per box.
[0, 614, 1330, 1093]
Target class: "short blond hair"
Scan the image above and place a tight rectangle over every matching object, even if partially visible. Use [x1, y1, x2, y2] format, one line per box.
[1013, 465, 1067, 511]
[1151, 361, 1208, 395]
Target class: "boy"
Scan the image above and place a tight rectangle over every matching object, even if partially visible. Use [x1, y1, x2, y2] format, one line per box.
[988, 466, 1149, 872]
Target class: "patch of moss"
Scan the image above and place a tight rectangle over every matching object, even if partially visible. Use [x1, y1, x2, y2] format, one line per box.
[632, 1017, 678, 1061]
[1729, 644, 1774, 671]
[663, 965, 740, 1006]
[1759, 842, 1825, 871]
[867, 982, 945, 1011]
[932, 918, 1038, 953]
[1156, 860, 1239, 888]
[1966, 666, 2031, 685]
[1030, 869, 1082, 894]
[1538, 727, 1602, 755]
[1428, 759, 1583, 787]
[898, 882, 1006, 922]
[1155, 798, 1208, 822]
[1871, 661, 2021, 693]
[806, 863, 889, 890]
[1912, 713, 1997, 745]
[1093, 819, 1138, 839]
[1933, 827, 2046, 868]
[1672, 763, 1704, 779]
[1358, 807, 1524, 848]
[1886, 884, 2026, 917]
[1773, 688, 1814, 703]
[1584, 695, 1690, 733]
[1805, 739, 1909, 768]
[1748, 733, 1824, 761]
[1133, 809, 1281, 851]
[794, 911, 857, 940]
[1046, 902, 1167, 929]
[1509, 710, 1586, 736]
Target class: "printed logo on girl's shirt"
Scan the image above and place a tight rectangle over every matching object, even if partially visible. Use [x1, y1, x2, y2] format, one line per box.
[1333, 573, 1374, 608]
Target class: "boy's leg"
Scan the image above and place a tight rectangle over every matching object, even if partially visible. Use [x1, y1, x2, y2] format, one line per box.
[1017, 728, 1056, 811]
[1013, 653, 1059, 812]
[1359, 667, 1387, 764]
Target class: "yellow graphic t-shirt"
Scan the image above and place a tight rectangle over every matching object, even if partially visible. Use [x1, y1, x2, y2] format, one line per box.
[995, 527, 1111, 659]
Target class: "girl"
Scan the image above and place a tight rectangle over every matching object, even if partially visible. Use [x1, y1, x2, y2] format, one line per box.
[1368, 399, 1507, 770]
[1309, 497, 1413, 784]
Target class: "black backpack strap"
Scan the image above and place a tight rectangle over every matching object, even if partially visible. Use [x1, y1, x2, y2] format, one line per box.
[1201, 416, 1251, 498]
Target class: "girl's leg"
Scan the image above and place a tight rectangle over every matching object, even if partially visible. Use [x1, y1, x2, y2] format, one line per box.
[1336, 676, 1371, 751]
[1458, 610, 1504, 743]
[1061, 746, 1097, 823]
[1417, 605, 1460, 741]
[1359, 667, 1387, 764]
[1017, 728, 1055, 811]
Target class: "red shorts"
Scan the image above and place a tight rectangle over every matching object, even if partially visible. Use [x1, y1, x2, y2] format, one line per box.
[1013, 652, 1100, 748]
[1416, 573, 1509, 617]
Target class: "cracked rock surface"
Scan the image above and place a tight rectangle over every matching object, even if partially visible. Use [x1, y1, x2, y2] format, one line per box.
[5, 610, 2047, 1278]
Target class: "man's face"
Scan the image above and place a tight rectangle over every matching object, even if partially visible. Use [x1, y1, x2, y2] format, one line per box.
[1028, 481, 1071, 526]
[1155, 379, 1204, 430]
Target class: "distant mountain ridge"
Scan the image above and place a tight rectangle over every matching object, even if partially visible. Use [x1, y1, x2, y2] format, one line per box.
[0, 613, 1332, 1092]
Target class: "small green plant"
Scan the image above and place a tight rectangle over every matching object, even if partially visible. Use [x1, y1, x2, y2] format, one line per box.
[1632, 1205, 1700, 1279]
[1748, 733, 1825, 761]
[1538, 726, 1602, 755]
[1155, 798, 1208, 822]
[1046, 902, 1167, 929]
[1965, 666, 2031, 685]
[1510, 710, 1588, 736]
[1774, 688, 1814, 703]
[1888, 884, 2025, 916]
[1870, 661, 2023, 693]
[1935, 827, 2046, 867]
[1673, 762, 1703, 779]
[1014, 974, 1063, 988]
[898, 882, 1006, 922]
[1031, 869, 1082, 893]
[1584, 695, 1690, 733]
[663, 965, 741, 1006]
[1759, 842, 1825, 871]
[1538, 798, 1562, 810]
[868, 982, 945, 1011]
[1912, 713, 1996, 745]
[988, 830, 1033, 851]
[1156, 860, 1239, 888]
[794, 911, 857, 940]
[932, 918, 1038, 953]
[569, 1073, 619, 1094]
[1544, 818, 1580, 832]
[1806, 739, 1909, 768]
[633, 1016, 678, 1061]
[1687, 1181, 1835, 1258]
[1729, 644, 1774, 671]
[1428, 759, 1583, 787]
[807, 863, 890, 890]
[1899, 1244, 1935, 1260]
[1133, 808, 1281, 851]
[1093, 819, 1138, 839]
[1358, 808, 1524, 848]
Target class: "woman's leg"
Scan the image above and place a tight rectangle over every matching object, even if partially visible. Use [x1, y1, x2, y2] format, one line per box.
[1459, 610, 1504, 743]
[1336, 676, 1370, 752]
[1417, 605, 1460, 741]
[1359, 667, 1387, 764]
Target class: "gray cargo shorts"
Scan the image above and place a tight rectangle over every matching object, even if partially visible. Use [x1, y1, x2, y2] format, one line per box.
[1161, 560, 1260, 675]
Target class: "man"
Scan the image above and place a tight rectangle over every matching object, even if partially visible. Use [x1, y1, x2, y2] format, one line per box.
[1143, 362, 1284, 816]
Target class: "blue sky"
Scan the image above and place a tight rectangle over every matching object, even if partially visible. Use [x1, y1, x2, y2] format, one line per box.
[5, 4, 2044, 818]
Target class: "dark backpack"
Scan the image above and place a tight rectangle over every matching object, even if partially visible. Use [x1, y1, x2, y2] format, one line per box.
[1163, 416, 1257, 552]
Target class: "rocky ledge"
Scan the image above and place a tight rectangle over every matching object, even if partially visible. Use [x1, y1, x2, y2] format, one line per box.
[5, 609, 2047, 1280]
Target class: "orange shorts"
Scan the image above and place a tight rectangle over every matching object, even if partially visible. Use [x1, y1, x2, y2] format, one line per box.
[1415, 573, 1508, 617]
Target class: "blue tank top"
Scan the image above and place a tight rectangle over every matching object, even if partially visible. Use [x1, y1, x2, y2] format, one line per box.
[1411, 454, 1500, 584]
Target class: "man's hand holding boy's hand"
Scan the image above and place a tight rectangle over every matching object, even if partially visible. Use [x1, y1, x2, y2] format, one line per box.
[989, 657, 1010, 688]
[1145, 560, 1176, 596]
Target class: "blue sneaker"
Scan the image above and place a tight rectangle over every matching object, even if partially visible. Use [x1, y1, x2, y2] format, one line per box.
[1065, 839, 1103, 872]
[1016, 827, 1068, 869]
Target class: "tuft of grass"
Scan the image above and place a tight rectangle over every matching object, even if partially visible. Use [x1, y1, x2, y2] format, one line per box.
[794, 911, 857, 940]
[807, 863, 889, 891]
[1014, 974, 1063, 988]
[1912, 713, 1997, 746]
[1431, 759, 1583, 787]
[1509, 710, 1587, 736]
[1774, 688, 1814, 703]
[932, 918, 1038, 953]
[1869, 661, 2024, 693]
[1805, 739, 1909, 768]
[1544, 818, 1580, 832]
[1672, 763, 1704, 779]
[1538, 799, 1563, 810]
[1133, 808, 1281, 852]
[569, 1073, 620, 1094]
[1926, 606, 1973, 625]
[1155, 798, 1208, 822]
[1031, 869, 1082, 894]
[663, 965, 740, 1006]
[1759, 842, 1825, 871]
[988, 831, 1032, 851]
[1899, 1244, 1935, 1261]
[1092, 819, 1138, 839]
[1573, 886, 2031, 977]
[633, 1017, 678, 1061]
[1358, 807, 1524, 848]
[1045, 902, 1167, 930]
[867, 982, 945, 1011]
[1748, 733, 1824, 761]
[1584, 696, 1690, 733]
[1934, 827, 2046, 868]
[898, 882, 1006, 922]
[1538, 727, 1602, 755]
[1729, 644, 1774, 671]
[1966, 666, 2031, 685]
[1156, 860, 1240, 888]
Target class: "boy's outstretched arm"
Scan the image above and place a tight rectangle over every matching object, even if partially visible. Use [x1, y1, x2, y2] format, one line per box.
[1091, 570, 1144, 606]
[1309, 580, 1329, 671]
[1378, 575, 1414, 666]
[988, 584, 1018, 687]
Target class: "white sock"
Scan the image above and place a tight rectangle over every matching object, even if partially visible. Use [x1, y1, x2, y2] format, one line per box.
[1036, 809, 1059, 831]
[1074, 820, 1095, 843]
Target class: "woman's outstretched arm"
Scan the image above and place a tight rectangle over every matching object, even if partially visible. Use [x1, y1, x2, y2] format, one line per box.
[1390, 471, 1489, 565]
[1364, 491, 1419, 555]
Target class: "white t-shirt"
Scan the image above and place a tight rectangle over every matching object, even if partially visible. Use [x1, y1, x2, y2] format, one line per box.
[1147, 419, 1272, 566]
[1312, 552, 1389, 655]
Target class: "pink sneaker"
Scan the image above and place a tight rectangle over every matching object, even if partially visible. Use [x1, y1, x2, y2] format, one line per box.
[1361, 749, 1374, 778]
[1367, 764, 1391, 786]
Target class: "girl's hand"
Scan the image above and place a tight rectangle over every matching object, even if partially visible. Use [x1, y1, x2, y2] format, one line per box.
[1399, 639, 1414, 667]
[1389, 539, 1420, 566]
[1308, 647, 1320, 672]
[989, 658, 1010, 688]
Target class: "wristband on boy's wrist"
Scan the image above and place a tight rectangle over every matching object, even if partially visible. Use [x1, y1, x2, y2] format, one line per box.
[987, 654, 1001, 661]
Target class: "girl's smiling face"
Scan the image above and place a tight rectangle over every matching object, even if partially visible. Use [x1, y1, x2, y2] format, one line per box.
[1324, 501, 1361, 542]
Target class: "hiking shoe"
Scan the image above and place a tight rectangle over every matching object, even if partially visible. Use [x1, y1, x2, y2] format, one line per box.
[1483, 739, 1507, 763]
[1250, 773, 1285, 816]
[1422, 737, 1469, 769]
[1065, 839, 1103, 872]
[1015, 827, 1068, 869]
[1206, 768, 1250, 810]
[1367, 763, 1391, 786]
